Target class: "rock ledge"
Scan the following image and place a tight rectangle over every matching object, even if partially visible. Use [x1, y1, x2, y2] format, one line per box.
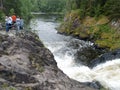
[0, 31, 96, 90]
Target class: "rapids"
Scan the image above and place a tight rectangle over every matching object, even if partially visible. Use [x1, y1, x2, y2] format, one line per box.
[30, 15, 120, 90]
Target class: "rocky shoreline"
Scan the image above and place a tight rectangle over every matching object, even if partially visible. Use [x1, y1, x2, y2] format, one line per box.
[0, 31, 97, 90]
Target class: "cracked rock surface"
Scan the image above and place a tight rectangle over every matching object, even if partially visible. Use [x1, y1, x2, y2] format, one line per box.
[0, 31, 96, 90]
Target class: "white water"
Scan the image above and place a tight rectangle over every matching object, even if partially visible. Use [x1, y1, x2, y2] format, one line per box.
[30, 17, 120, 90]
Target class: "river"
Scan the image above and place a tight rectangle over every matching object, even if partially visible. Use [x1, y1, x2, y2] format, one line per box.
[30, 15, 120, 90]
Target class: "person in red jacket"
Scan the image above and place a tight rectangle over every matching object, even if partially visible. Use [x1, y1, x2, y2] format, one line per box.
[11, 14, 16, 24]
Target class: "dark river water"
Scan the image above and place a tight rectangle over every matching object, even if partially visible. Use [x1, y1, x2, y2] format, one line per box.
[30, 15, 120, 90]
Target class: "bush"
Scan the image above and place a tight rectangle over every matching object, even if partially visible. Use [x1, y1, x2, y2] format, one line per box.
[89, 24, 120, 50]
[0, 10, 5, 22]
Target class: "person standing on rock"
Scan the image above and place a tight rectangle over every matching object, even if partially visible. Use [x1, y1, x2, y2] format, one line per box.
[16, 16, 21, 34]
[11, 13, 16, 29]
[20, 17, 24, 30]
[5, 15, 12, 32]
[11, 13, 16, 25]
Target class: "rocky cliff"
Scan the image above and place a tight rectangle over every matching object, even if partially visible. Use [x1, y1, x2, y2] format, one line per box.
[0, 31, 96, 90]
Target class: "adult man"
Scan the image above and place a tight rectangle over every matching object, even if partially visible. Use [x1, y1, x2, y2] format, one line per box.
[5, 15, 12, 32]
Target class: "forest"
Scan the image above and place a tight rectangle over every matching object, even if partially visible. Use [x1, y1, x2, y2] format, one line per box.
[0, 0, 66, 22]
[66, 0, 120, 19]
[1, 0, 120, 21]
[0, 0, 120, 49]
[0, 0, 34, 22]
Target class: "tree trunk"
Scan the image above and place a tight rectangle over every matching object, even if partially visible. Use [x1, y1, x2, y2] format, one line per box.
[0, 0, 3, 9]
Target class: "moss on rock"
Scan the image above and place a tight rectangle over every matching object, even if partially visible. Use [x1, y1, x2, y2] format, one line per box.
[59, 11, 120, 50]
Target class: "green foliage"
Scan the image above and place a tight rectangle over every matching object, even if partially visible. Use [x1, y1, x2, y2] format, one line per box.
[37, 0, 66, 13]
[81, 0, 104, 17]
[65, 0, 120, 18]
[104, 0, 120, 18]
[0, 10, 5, 22]
[9, 8, 15, 15]
[93, 4, 102, 17]
[1, 0, 36, 24]
[20, 0, 34, 23]
[3, 0, 21, 15]
[89, 24, 120, 50]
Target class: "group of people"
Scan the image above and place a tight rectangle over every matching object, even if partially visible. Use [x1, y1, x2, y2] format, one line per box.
[5, 14, 24, 33]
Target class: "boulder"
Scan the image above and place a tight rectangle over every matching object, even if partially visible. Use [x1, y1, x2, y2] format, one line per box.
[75, 46, 105, 66]
[0, 32, 96, 90]
[89, 49, 120, 68]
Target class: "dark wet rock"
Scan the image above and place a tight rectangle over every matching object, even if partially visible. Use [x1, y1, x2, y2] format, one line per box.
[0, 69, 37, 83]
[83, 81, 104, 89]
[0, 32, 96, 90]
[89, 49, 120, 68]
[74, 46, 105, 66]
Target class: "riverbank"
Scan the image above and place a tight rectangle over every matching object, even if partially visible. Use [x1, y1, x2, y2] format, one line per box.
[58, 10, 120, 51]
[0, 30, 97, 90]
